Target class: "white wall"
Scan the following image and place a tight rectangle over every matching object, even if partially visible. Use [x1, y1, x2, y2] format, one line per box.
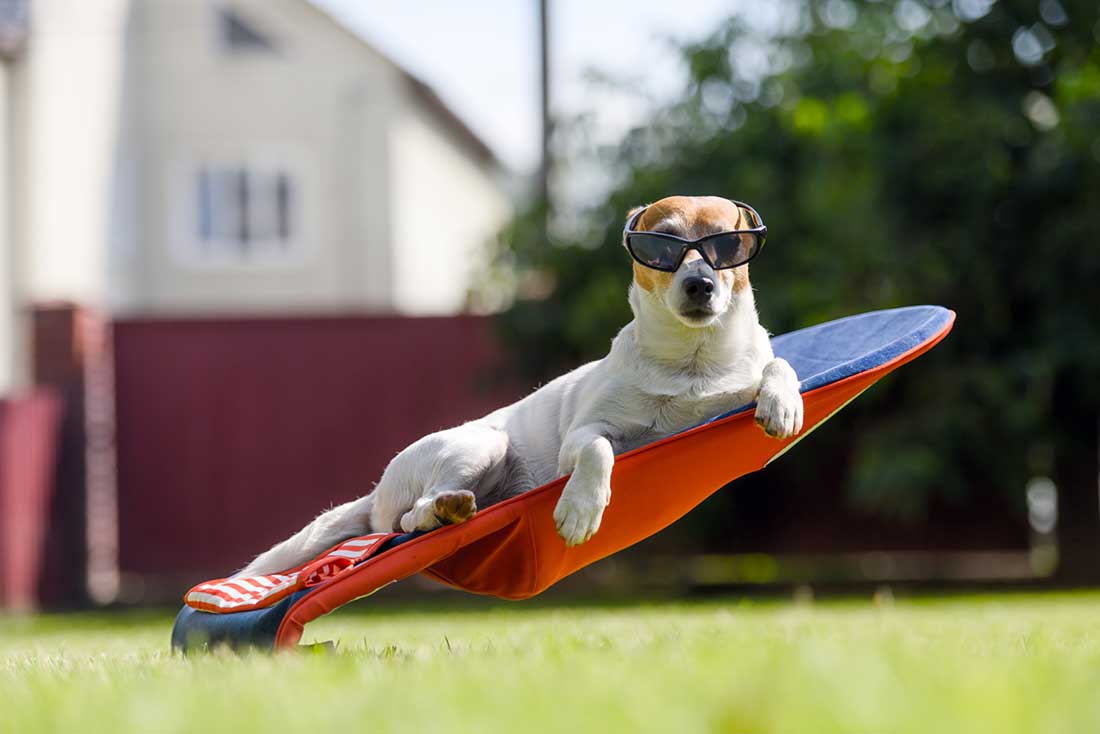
[0, 62, 15, 393]
[128, 0, 402, 314]
[14, 0, 510, 318]
[132, 0, 510, 316]
[16, 0, 134, 309]
[388, 100, 510, 315]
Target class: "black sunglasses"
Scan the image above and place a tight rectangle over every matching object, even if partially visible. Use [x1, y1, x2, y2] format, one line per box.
[623, 200, 767, 272]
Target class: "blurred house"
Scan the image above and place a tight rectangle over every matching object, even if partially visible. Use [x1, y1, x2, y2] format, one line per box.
[3, 0, 508, 367]
[0, 0, 519, 607]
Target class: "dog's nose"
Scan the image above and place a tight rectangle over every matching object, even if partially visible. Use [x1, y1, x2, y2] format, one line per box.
[682, 275, 715, 304]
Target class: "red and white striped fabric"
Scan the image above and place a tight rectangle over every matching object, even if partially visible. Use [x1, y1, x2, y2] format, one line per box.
[185, 533, 396, 613]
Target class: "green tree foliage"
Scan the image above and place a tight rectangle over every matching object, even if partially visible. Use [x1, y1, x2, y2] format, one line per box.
[488, 0, 1100, 569]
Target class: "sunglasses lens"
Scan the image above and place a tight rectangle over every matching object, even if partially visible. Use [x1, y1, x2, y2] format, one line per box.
[628, 234, 682, 271]
[700, 233, 761, 269]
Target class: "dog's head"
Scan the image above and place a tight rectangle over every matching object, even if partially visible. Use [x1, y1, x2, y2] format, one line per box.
[624, 195, 761, 328]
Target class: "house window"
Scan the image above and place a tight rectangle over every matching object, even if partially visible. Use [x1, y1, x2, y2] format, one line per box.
[217, 7, 277, 53]
[188, 160, 302, 265]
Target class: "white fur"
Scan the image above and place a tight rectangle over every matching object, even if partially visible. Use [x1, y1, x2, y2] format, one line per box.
[236, 206, 804, 577]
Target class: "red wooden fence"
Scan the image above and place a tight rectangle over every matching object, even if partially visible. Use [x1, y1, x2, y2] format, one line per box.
[0, 390, 63, 610]
[112, 315, 525, 596]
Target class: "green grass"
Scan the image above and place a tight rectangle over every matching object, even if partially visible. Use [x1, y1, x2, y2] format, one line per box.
[2, 592, 1099, 733]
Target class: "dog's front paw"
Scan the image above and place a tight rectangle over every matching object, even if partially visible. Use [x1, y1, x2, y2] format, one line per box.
[553, 490, 607, 547]
[754, 387, 804, 439]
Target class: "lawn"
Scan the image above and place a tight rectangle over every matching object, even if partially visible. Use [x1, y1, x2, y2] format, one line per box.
[2, 592, 1099, 733]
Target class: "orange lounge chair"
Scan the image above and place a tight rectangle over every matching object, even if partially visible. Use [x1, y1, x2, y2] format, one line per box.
[172, 305, 955, 651]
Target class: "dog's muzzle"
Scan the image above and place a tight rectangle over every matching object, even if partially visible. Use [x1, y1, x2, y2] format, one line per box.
[682, 275, 714, 307]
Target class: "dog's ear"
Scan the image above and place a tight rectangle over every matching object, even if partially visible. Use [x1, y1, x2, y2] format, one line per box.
[623, 205, 646, 248]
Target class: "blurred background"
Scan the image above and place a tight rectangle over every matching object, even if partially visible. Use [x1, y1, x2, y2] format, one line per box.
[0, 0, 1097, 610]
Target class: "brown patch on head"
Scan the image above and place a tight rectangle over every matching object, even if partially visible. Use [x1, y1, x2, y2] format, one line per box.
[631, 261, 673, 292]
[636, 196, 743, 238]
[625, 196, 753, 293]
[721, 265, 751, 293]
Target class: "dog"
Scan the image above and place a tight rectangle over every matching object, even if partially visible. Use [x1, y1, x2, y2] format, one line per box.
[237, 195, 803, 577]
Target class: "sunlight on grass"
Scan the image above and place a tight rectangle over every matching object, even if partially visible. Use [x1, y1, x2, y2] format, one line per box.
[2, 593, 1099, 733]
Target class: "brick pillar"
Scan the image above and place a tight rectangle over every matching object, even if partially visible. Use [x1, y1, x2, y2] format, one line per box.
[31, 303, 118, 607]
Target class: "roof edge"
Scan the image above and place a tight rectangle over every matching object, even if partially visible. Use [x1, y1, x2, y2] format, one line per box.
[301, 1, 502, 171]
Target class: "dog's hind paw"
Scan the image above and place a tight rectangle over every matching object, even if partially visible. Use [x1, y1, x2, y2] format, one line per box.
[433, 490, 477, 525]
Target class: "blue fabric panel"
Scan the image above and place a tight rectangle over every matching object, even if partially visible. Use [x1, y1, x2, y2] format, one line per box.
[705, 305, 952, 424]
[772, 305, 952, 393]
[171, 588, 312, 651]
[172, 534, 419, 651]
[171, 305, 951, 652]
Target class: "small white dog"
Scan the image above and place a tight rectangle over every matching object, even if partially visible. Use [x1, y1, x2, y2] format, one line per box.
[238, 195, 803, 576]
